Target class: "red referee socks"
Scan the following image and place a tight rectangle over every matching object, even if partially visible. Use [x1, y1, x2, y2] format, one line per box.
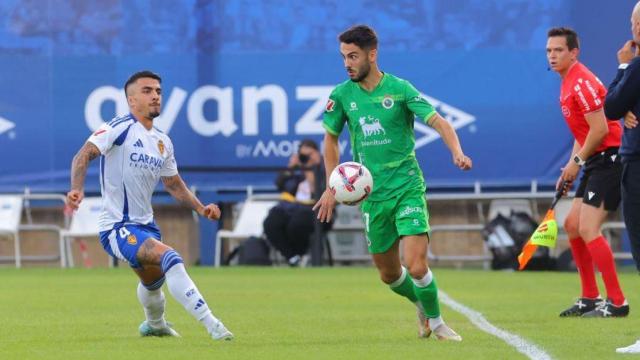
[569, 237, 599, 299]
[586, 236, 625, 306]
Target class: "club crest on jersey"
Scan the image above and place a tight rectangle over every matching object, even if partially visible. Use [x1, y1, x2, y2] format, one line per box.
[382, 95, 394, 109]
[325, 99, 335, 112]
[157, 140, 165, 155]
[127, 234, 137, 245]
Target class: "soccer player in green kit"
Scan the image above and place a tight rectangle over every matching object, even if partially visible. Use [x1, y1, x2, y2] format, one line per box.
[313, 25, 472, 341]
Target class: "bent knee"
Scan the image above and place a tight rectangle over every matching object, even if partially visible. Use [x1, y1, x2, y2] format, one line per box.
[136, 238, 174, 266]
[564, 217, 580, 238]
[407, 264, 427, 279]
[379, 269, 402, 285]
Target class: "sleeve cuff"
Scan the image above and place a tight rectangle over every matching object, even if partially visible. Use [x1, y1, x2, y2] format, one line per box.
[322, 123, 341, 136]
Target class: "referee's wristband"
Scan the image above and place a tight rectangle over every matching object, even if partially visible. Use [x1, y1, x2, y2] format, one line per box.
[619, 63, 629, 70]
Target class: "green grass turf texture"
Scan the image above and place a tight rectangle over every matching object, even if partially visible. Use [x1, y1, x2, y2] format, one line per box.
[1, 266, 639, 359]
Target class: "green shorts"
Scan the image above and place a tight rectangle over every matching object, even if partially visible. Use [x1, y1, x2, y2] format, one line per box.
[360, 187, 430, 254]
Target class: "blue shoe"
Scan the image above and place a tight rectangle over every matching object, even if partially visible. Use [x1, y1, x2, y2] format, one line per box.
[139, 321, 181, 337]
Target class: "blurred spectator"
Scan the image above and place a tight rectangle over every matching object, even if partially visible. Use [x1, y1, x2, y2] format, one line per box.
[263, 139, 329, 266]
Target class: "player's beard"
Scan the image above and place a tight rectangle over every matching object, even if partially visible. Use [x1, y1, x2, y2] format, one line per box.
[149, 105, 161, 119]
[350, 62, 370, 83]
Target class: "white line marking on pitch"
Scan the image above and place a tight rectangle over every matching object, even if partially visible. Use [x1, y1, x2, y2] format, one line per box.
[440, 290, 553, 360]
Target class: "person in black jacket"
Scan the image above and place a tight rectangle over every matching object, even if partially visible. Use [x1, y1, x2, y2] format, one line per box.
[607, 2, 640, 355]
[604, 2, 640, 279]
[263, 139, 328, 266]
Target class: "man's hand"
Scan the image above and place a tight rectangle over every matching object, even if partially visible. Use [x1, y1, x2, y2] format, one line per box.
[312, 189, 337, 223]
[624, 111, 639, 129]
[560, 161, 580, 187]
[201, 204, 221, 220]
[555, 175, 573, 196]
[66, 189, 84, 210]
[618, 40, 637, 64]
[288, 153, 300, 168]
[452, 152, 472, 170]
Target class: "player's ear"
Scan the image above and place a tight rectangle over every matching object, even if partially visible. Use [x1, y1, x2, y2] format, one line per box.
[368, 48, 377, 63]
[570, 47, 579, 60]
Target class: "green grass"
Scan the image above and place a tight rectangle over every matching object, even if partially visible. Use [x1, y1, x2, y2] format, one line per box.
[1, 267, 639, 359]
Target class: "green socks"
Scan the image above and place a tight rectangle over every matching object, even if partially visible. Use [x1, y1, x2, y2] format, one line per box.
[389, 267, 440, 318]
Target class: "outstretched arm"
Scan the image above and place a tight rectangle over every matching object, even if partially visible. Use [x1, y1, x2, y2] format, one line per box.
[161, 174, 220, 220]
[428, 113, 472, 170]
[67, 142, 101, 209]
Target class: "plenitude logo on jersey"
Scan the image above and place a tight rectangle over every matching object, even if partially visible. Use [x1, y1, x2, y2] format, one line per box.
[358, 115, 391, 147]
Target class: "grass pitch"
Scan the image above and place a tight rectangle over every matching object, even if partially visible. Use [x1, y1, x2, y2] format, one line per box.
[1, 266, 639, 359]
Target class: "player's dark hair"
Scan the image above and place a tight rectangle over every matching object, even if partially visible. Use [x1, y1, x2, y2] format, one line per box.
[339, 25, 378, 50]
[124, 70, 162, 97]
[299, 139, 319, 151]
[547, 27, 580, 50]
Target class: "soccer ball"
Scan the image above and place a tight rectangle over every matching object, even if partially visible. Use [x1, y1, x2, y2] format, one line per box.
[329, 162, 373, 206]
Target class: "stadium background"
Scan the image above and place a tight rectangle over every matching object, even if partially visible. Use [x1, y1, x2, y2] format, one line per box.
[0, 0, 633, 266]
[0, 0, 631, 191]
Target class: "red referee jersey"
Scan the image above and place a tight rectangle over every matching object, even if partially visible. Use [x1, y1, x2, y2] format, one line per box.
[560, 62, 621, 151]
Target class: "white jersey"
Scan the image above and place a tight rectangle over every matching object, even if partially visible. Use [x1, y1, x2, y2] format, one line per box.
[87, 114, 178, 232]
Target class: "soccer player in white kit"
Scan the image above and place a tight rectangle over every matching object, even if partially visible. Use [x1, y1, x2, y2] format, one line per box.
[66, 70, 233, 341]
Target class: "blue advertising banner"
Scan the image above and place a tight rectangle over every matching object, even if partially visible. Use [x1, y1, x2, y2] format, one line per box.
[0, 0, 632, 191]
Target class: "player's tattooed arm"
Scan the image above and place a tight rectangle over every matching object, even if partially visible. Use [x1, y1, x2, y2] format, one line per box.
[70, 142, 101, 192]
[162, 175, 221, 220]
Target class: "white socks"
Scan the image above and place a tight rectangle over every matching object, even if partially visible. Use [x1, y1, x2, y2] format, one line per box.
[412, 269, 433, 288]
[136, 283, 167, 329]
[165, 263, 221, 334]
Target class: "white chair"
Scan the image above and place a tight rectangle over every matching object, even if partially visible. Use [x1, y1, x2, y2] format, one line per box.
[214, 199, 278, 267]
[59, 197, 103, 267]
[488, 199, 533, 220]
[0, 195, 23, 268]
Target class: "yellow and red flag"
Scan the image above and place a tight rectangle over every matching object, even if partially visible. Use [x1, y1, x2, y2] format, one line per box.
[517, 182, 567, 271]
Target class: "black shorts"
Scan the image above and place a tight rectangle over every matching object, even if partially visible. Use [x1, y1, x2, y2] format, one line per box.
[575, 147, 622, 211]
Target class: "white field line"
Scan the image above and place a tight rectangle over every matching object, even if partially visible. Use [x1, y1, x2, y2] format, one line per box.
[439, 290, 553, 360]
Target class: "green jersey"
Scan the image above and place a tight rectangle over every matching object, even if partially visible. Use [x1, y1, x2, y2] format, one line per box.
[323, 73, 437, 201]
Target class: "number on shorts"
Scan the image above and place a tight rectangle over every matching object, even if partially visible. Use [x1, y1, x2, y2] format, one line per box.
[118, 227, 131, 239]
[363, 212, 370, 233]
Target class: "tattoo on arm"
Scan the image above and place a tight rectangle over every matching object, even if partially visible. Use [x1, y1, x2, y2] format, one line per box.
[71, 142, 101, 191]
[162, 175, 204, 212]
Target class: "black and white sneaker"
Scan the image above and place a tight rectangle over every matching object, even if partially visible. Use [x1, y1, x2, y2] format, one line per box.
[559, 297, 604, 317]
[582, 298, 629, 318]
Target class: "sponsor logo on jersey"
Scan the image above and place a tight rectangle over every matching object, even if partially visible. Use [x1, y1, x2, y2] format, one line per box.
[157, 140, 165, 155]
[382, 95, 394, 109]
[359, 115, 386, 137]
[93, 129, 106, 136]
[561, 106, 571, 118]
[127, 234, 137, 245]
[588, 191, 595, 200]
[349, 101, 358, 111]
[133, 139, 144, 148]
[325, 99, 335, 112]
[129, 152, 165, 169]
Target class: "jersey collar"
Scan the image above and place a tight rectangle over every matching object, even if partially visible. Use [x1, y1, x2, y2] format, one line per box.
[356, 71, 386, 94]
